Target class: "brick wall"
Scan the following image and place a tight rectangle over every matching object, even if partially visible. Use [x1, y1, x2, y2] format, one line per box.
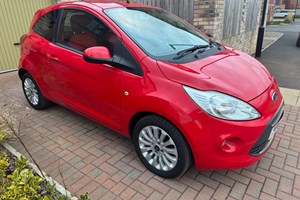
[283, 0, 298, 9]
[193, 0, 264, 55]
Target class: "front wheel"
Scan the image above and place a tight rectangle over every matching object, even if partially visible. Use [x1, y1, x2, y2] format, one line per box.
[132, 115, 192, 178]
[22, 72, 52, 110]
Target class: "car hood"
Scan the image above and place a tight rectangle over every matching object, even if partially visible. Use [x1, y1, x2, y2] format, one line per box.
[157, 48, 273, 102]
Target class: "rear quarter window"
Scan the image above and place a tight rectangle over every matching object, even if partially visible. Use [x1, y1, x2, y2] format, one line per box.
[32, 10, 59, 41]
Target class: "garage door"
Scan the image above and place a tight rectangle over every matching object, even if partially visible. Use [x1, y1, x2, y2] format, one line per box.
[0, 0, 54, 72]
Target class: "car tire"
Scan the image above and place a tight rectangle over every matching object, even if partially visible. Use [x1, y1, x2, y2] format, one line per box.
[22, 72, 52, 110]
[132, 115, 192, 178]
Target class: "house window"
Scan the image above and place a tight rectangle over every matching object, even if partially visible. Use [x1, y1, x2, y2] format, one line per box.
[222, 0, 243, 39]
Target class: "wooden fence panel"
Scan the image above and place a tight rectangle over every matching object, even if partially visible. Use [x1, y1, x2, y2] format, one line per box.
[137, 0, 194, 24]
[246, 0, 259, 32]
[222, 0, 243, 39]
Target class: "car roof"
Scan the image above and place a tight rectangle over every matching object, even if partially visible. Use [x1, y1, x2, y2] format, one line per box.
[58, 0, 154, 10]
[31, 0, 156, 30]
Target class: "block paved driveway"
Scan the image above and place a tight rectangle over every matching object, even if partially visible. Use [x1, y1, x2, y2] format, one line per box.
[1, 72, 300, 200]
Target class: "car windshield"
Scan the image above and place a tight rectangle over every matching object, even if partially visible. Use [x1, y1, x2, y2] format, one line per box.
[104, 7, 209, 58]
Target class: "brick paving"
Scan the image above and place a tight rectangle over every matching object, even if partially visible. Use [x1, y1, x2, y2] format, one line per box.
[1, 72, 300, 200]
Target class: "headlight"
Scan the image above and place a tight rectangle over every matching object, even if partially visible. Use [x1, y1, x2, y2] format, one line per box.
[183, 86, 261, 120]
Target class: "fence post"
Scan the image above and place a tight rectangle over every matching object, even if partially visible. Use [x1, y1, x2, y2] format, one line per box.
[297, 32, 300, 47]
[255, 0, 268, 57]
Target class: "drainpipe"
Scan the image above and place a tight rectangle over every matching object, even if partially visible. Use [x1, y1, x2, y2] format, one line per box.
[255, 0, 268, 57]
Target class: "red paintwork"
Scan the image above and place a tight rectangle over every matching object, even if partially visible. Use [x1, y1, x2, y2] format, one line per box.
[19, 1, 283, 170]
[158, 49, 273, 102]
[84, 47, 112, 59]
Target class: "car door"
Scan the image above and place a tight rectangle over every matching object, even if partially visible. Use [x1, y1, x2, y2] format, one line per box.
[25, 10, 59, 92]
[44, 8, 122, 131]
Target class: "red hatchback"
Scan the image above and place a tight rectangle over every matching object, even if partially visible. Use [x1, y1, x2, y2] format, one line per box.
[19, 1, 284, 178]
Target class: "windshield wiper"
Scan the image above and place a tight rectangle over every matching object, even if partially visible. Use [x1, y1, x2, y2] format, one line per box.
[169, 44, 195, 50]
[209, 39, 222, 50]
[173, 44, 209, 60]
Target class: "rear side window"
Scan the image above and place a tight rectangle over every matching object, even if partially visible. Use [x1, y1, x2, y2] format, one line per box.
[32, 11, 58, 41]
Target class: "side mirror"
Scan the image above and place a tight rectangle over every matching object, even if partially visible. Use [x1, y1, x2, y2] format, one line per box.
[83, 46, 112, 64]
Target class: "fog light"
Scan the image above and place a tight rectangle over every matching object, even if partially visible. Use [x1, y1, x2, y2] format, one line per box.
[221, 137, 243, 153]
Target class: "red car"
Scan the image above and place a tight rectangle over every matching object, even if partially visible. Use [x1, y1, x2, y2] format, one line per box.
[19, 1, 284, 178]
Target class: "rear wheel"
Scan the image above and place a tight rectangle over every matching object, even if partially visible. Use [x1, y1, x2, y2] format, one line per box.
[133, 115, 192, 178]
[22, 72, 51, 110]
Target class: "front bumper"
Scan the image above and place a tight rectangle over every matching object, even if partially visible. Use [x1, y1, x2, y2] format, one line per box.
[182, 80, 284, 170]
[249, 103, 284, 156]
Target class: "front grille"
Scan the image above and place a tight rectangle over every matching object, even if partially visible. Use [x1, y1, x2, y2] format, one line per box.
[250, 103, 284, 156]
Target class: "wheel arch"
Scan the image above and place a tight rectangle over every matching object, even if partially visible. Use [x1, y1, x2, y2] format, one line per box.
[129, 111, 157, 138]
[18, 68, 28, 79]
[128, 111, 195, 163]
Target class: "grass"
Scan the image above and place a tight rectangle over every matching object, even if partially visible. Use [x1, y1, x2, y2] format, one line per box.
[267, 21, 283, 25]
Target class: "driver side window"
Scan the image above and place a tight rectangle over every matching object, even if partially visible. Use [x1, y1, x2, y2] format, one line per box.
[57, 9, 116, 54]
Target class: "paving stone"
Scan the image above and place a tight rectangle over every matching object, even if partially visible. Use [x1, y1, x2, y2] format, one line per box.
[213, 184, 231, 200]
[278, 177, 293, 194]
[195, 186, 215, 200]
[163, 189, 181, 200]
[179, 176, 203, 190]
[147, 179, 171, 195]
[246, 180, 263, 198]
[195, 174, 220, 189]
[111, 182, 127, 195]
[211, 172, 235, 187]
[119, 187, 136, 200]
[147, 191, 164, 200]
[262, 178, 278, 196]
[229, 182, 247, 199]
[226, 171, 250, 185]
[163, 179, 187, 193]
[178, 188, 198, 200]
[2, 72, 300, 200]
[131, 192, 146, 200]
[260, 192, 279, 200]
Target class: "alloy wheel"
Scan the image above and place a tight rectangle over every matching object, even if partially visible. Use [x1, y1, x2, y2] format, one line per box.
[23, 78, 39, 106]
[138, 126, 178, 171]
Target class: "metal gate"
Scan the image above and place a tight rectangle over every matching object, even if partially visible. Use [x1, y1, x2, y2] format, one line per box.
[0, 0, 54, 72]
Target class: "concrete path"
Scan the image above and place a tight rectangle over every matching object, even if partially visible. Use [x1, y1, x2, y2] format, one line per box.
[1, 71, 300, 200]
[280, 87, 300, 106]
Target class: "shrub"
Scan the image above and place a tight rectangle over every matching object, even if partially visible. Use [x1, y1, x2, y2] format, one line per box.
[284, 13, 293, 23]
[1, 168, 43, 200]
[0, 152, 10, 192]
[0, 134, 6, 142]
[0, 155, 43, 200]
[0, 152, 90, 200]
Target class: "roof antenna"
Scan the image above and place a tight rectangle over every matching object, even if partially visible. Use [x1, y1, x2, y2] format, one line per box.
[126, 0, 130, 3]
